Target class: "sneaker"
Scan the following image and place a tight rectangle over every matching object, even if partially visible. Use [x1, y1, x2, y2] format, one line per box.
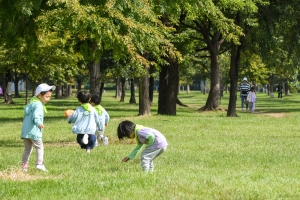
[22, 162, 28, 172]
[86, 149, 91, 153]
[82, 134, 89, 144]
[101, 136, 108, 146]
[36, 164, 48, 172]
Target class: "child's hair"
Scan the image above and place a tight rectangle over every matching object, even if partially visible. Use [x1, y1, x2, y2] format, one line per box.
[251, 86, 255, 91]
[40, 90, 53, 96]
[77, 91, 91, 103]
[117, 120, 136, 140]
[90, 94, 101, 105]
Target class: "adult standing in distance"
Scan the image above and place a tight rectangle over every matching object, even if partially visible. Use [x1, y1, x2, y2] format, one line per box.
[240, 77, 250, 111]
[277, 83, 283, 99]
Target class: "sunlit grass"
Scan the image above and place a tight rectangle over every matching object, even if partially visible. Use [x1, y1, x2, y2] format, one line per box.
[1, 90, 300, 199]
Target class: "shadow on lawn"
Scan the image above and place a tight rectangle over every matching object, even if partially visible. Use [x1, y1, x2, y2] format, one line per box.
[0, 139, 23, 148]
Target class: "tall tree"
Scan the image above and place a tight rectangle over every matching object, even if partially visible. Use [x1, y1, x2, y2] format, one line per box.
[139, 68, 150, 116]
[152, 0, 243, 111]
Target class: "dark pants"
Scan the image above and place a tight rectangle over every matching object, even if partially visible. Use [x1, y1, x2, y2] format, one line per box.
[76, 134, 96, 150]
[241, 95, 249, 110]
[278, 92, 282, 98]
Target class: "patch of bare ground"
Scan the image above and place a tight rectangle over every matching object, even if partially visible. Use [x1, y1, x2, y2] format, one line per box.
[0, 167, 55, 181]
[197, 107, 227, 112]
[265, 113, 285, 118]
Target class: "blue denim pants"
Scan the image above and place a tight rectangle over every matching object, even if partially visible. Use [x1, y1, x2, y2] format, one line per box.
[241, 95, 249, 110]
[76, 134, 96, 149]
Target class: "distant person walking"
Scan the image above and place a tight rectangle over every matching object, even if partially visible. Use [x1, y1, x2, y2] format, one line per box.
[247, 87, 257, 112]
[277, 83, 283, 99]
[240, 77, 250, 111]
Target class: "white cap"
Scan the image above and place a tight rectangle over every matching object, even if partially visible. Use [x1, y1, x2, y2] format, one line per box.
[243, 77, 247, 81]
[35, 83, 56, 96]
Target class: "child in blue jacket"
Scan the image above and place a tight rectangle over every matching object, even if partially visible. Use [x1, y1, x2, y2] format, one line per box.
[90, 94, 109, 146]
[67, 91, 103, 153]
[21, 83, 56, 172]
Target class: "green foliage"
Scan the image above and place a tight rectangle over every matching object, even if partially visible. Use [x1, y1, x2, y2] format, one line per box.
[36, 0, 178, 72]
[240, 51, 270, 85]
[289, 84, 297, 93]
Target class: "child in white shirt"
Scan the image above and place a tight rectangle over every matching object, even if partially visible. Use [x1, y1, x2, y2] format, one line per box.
[247, 87, 256, 112]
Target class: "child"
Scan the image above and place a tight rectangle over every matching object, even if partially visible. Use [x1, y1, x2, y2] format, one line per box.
[20, 83, 56, 172]
[117, 120, 168, 172]
[90, 94, 109, 146]
[67, 91, 103, 153]
[0, 86, 3, 98]
[247, 86, 257, 112]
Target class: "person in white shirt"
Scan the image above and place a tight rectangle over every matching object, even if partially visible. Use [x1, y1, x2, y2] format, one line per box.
[247, 87, 256, 112]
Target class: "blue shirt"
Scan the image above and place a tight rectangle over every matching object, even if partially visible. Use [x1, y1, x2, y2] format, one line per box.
[94, 105, 109, 130]
[68, 106, 103, 134]
[20, 101, 44, 141]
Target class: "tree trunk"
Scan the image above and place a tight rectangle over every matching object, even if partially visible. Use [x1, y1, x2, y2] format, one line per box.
[149, 66, 155, 106]
[187, 85, 190, 94]
[56, 82, 63, 98]
[199, 52, 220, 111]
[67, 85, 72, 97]
[4, 70, 14, 104]
[89, 61, 100, 96]
[284, 81, 289, 95]
[99, 82, 105, 102]
[268, 75, 274, 94]
[115, 77, 120, 98]
[158, 58, 178, 115]
[203, 80, 206, 94]
[138, 68, 151, 116]
[129, 78, 136, 104]
[120, 77, 126, 102]
[77, 78, 82, 93]
[13, 67, 20, 98]
[24, 74, 29, 105]
[227, 43, 242, 116]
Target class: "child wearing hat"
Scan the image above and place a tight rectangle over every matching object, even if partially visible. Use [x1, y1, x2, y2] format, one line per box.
[21, 83, 56, 172]
[240, 77, 250, 111]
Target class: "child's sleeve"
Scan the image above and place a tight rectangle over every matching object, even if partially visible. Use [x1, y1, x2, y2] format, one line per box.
[32, 104, 43, 126]
[103, 109, 109, 124]
[146, 133, 155, 146]
[95, 111, 104, 130]
[128, 144, 143, 159]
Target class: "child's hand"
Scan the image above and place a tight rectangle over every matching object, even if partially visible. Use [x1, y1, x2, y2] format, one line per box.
[38, 124, 44, 130]
[122, 157, 130, 162]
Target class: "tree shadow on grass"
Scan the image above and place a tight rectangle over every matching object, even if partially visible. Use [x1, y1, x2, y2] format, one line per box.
[0, 140, 23, 148]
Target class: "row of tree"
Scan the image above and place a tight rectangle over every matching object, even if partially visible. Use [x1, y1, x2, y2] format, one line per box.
[0, 0, 299, 116]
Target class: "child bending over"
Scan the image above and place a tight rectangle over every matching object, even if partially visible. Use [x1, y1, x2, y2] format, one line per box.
[117, 120, 168, 172]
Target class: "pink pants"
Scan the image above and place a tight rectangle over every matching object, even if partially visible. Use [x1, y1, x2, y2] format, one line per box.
[22, 138, 44, 164]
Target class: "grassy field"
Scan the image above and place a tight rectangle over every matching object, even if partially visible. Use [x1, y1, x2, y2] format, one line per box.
[1, 90, 300, 199]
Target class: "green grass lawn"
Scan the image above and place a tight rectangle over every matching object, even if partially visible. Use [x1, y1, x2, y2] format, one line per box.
[1, 90, 300, 199]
